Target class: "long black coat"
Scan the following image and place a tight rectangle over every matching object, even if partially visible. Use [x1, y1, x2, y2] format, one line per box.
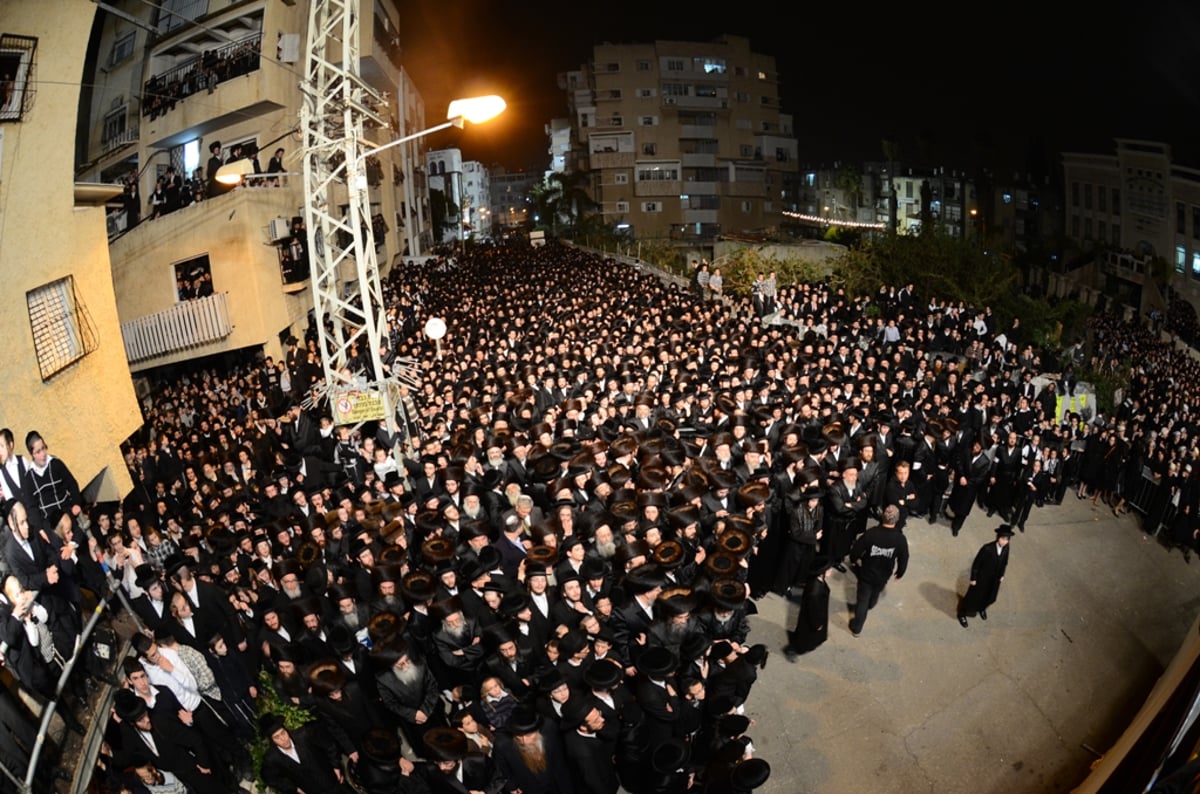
[788, 575, 830, 654]
[960, 541, 1009, 615]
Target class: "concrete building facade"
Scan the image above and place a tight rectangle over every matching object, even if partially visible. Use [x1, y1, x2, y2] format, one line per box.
[1062, 139, 1200, 315]
[0, 0, 141, 503]
[560, 34, 799, 241]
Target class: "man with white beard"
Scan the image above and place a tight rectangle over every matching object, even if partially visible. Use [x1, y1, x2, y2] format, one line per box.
[590, 523, 619, 562]
[431, 596, 485, 690]
[373, 636, 446, 755]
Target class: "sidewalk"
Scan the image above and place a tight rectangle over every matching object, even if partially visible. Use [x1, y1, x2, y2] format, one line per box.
[744, 497, 1200, 793]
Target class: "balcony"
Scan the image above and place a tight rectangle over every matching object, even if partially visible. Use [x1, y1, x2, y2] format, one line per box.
[110, 185, 313, 371]
[680, 124, 717, 138]
[121, 291, 233, 364]
[636, 179, 681, 198]
[682, 180, 718, 195]
[681, 152, 716, 168]
[140, 33, 294, 150]
[590, 150, 635, 169]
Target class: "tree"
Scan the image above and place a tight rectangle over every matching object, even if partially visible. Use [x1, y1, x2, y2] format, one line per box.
[529, 171, 596, 236]
[428, 188, 459, 244]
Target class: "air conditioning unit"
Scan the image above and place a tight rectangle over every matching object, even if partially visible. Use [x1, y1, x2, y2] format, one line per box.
[268, 217, 292, 242]
[664, 97, 677, 105]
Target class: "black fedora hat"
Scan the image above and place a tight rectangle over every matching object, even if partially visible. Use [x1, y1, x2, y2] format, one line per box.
[505, 704, 543, 736]
[423, 727, 468, 762]
[638, 646, 678, 679]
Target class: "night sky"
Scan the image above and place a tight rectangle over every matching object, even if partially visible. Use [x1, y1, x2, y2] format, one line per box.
[396, 1, 1200, 177]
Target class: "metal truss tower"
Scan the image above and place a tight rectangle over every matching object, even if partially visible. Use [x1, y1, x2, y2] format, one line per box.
[299, 0, 407, 428]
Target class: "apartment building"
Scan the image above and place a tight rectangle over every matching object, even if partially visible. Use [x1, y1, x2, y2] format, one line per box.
[1, 0, 141, 502]
[1062, 139, 1200, 313]
[489, 168, 540, 233]
[76, 0, 430, 372]
[560, 34, 799, 240]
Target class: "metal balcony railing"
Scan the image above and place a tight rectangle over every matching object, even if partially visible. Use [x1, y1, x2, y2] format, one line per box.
[142, 32, 263, 119]
[121, 291, 233, 363]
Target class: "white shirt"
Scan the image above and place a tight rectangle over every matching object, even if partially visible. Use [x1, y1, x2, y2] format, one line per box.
[142, 647, 201, 710]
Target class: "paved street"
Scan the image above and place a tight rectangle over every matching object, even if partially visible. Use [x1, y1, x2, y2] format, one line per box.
[743, 497, 1200, 793]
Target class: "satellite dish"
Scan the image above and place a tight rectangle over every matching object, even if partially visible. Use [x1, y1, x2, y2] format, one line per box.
[424, 317, 447, 340]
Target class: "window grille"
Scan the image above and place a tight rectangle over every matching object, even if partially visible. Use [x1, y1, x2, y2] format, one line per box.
[26, 276, 97, 380]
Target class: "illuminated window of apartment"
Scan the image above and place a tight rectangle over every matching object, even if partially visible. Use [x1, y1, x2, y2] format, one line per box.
[694, 58, 725, 74]
[757, 70, 767, 80]
[26, 276, 97, 381]
[1178, 245, 1187, 274]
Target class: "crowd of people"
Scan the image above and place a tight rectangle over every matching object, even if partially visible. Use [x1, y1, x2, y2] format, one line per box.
[142, 35, 263, 121]
[4, 240, 1197, 793]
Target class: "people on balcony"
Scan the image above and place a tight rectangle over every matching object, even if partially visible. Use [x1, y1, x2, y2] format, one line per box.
[142, 35, 263, 121]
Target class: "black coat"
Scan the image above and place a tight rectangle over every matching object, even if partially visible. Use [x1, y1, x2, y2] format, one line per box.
[562, 729, 620, 794]
[260, 724, 348, 794]
[492, 728, 575, 794]
[960, 541, 1009, 615]
[788, 575, 830, 654]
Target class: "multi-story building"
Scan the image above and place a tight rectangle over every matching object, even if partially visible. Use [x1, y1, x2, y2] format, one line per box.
[2, 0, 142, 503]
[1062, 139, 1200, 314]
[559, 34, 798, 241]
[76, 0, 431, 373]
[462, 160, 491, 239]
[489, 168, 539, 233]
[427, 147, 465, 242]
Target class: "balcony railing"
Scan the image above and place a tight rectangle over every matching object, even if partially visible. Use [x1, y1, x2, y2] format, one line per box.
[121, 291, 233, 363]
[101, 126, 139, 156]
[142, 32, 262, 120]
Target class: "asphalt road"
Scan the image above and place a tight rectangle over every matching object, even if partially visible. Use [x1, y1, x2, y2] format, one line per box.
[741, 496, 1200, 793]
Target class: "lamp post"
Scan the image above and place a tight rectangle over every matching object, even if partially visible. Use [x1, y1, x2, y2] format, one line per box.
[302, 95, 505, 441]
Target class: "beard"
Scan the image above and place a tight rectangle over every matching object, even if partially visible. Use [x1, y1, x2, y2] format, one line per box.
[516, 734, 547, 774]
[393, 662, 422, 687]
[665, 620, 689, 643]
[378, 594, 402, 610]
[464, 506, 481, 519]
[342, 611, 359, 630]
[282, 582, 303, 600]
[594, 540, 617, 560]
[442, 621, 467, 642]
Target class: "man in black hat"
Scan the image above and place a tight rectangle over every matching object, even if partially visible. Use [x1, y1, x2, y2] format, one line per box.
[958, 525, 1013, 627]
[420, 726, 503, 793]
[635, 646, 681, 749]
[373, 636, 446, 754]
[784, 555, 833, 661]
[130, 563, 172, 635]
[560, 695, 620, 794]
[259, 712, 352, 793]
[775, 482, 824, 598]
[492, 704, 575, 794]
[431, 595, 485, 689]
[112, 688, 223, 794]
[611, 563, 664, 672]
[582, 657, 643, 788]
[697, 578, 752, 651]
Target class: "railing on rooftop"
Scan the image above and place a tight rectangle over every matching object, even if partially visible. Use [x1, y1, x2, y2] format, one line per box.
[121, 291, 233, 364]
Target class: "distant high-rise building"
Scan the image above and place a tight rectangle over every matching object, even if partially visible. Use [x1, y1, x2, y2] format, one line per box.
[559, 34, 798, 240]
